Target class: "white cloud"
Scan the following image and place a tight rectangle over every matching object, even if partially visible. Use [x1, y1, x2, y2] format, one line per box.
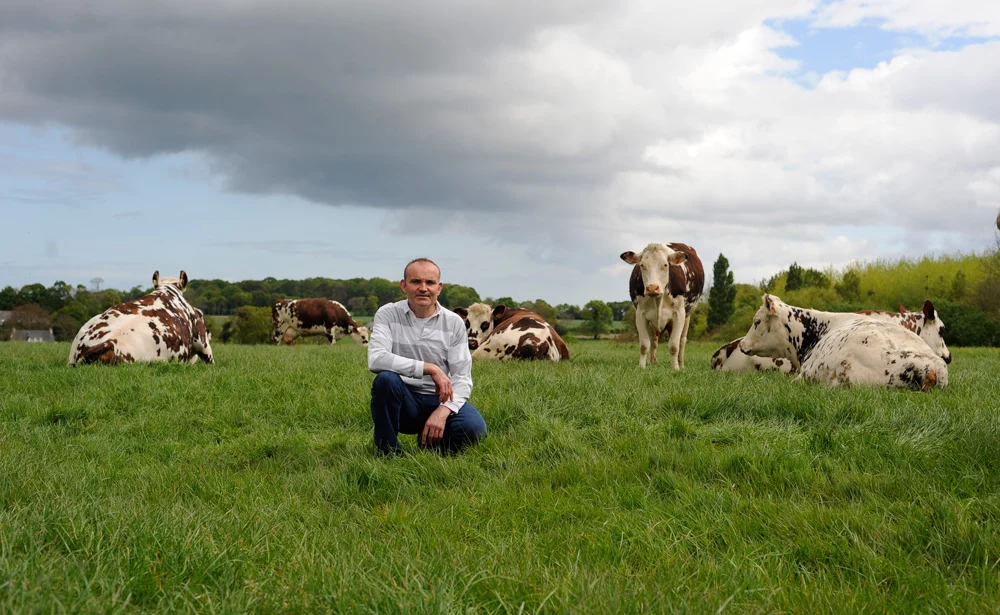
[814, 0, 1000, 38]
[2, 1, 999, 303]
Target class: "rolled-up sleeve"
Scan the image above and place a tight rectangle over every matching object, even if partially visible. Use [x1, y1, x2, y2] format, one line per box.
[367, 307, 424, 378]
[443, 322, 473, 413]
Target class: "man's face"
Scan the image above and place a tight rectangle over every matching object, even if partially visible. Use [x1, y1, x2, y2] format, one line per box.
[401, 261, 443, 310]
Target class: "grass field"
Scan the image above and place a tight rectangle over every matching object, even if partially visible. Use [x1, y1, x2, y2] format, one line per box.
[2, 340, 999, 613]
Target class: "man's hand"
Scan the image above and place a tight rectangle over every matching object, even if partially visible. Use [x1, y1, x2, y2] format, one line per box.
[424, 363, 454, 403]
[421, 405, 452, 447]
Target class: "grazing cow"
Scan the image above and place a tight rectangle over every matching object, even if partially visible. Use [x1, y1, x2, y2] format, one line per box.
[739, 294, 947, 390]
[712, 300, 951, 372]
[272, 298, 369, 345]
[620, 242, 704, 369]
[453, 303, 570, 361]
[69, 270, 214, 366]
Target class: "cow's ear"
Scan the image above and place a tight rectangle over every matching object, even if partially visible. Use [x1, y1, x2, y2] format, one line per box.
[923, 300, 936, 321]
[152, 270, 160, 287]
[764, 294, 777, 314]
[179, 270, 188, 290]
[898, 304, 908, 313]
[453, 307, 467, 318]
[620, 251, 639, 264]
[669, 252, 688, 265]
[492, 305, 506, 324]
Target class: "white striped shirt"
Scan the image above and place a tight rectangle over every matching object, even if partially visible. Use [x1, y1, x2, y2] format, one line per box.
[367, 300, 473, 413]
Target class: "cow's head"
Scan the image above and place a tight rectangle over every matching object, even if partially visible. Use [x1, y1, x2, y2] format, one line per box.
[453, 303, 494, 350]
[739, 294, 798, 364]
[352, 325, 370, 346]
[152, 270, 189, 291]
[620, 243, 687, 297]
[901, 300, 952, 364]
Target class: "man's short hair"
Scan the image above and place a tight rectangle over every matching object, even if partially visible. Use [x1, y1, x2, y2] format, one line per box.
[403, 257, 441, 280]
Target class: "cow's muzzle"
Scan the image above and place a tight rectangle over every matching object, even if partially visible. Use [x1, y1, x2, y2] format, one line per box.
[468, 338, 479, 350]
[645, 285, 662, 296]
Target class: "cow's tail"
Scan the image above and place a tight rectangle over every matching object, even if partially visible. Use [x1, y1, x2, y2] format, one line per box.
[72, 341, 118, 366]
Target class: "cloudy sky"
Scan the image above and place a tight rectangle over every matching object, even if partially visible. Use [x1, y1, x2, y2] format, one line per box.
[2, 0, 998, 306]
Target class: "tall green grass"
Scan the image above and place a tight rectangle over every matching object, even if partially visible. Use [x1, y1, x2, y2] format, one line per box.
[2, 341, 999, 613]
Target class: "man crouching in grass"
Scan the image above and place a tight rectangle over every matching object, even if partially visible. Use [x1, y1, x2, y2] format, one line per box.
[368, 257, 487, 456]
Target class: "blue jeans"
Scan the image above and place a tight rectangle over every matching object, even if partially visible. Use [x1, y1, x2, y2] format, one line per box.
[370, 371, 487, 455]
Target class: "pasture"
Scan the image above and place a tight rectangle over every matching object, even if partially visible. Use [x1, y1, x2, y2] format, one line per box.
[2, 340, 999, 613]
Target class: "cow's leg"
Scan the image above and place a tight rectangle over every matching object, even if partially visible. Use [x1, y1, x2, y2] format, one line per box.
[678, 312, 693, 370]
[636, 311, 651, 368]
[666, 312, 684, 370]
[648, 323, 659, 365]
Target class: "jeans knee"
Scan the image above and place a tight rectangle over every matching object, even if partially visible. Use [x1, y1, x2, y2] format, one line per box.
[372, 371, 403, 393]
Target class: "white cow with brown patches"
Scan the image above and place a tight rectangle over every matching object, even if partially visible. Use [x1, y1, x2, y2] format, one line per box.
[739, 294, 947, 390]
[453, 303, 570, 361]
[713, 300, 951, 373]
[620, 242, 705, 369]
[69, 270, 214, 366]
[272, 298, 369, 345]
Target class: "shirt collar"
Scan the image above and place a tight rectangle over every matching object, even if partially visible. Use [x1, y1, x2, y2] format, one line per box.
[403, 300, 443, 321]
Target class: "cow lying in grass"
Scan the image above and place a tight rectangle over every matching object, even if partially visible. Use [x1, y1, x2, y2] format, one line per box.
[712, 300, 951, 373]
[69, 270, 214, 366]
[739, 294, 947, 390]
[272, 298, 369, 345]
[453, 303, 569, 361]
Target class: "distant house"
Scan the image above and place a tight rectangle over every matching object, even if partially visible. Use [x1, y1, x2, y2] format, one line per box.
[10, 329, 56, 343]
[0, 311, 11, 326]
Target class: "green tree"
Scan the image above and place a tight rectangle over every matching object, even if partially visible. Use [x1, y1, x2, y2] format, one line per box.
[439, 284, 481, 309]
[0, 286, 16, 310]
[52, 313, 80, 342]
[523, 299, 557, 322]
[835, 270, 861, 302]
[229, 307, 273, 344]
[785, 262, 805, 291]
[581, 300, 613, 339]
[707, 253, 737, 328]
[366, 295, 380, 315]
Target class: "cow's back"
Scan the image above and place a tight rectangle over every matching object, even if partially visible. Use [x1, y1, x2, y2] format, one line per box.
[69, 287, 211, 365]
[801, 320, 947, 390]
[474, 310, 569, 361]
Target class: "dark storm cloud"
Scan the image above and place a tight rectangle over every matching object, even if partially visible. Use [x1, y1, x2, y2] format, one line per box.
[0, 0, 624, 214]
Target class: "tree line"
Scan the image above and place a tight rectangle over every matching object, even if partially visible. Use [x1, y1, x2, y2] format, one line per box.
[0, 276, 631, 343]
[704, 246, 1000, 347]
[7, 245, 999, 346]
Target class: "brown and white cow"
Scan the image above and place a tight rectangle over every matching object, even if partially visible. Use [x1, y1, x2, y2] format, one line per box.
[712, 299, 951, 372]
[272, 298, 369, 345]
[739, 294, 947, 390]
[453, 303, 570, 361]
[620, 242, 704, 369]
[69, 270, 214, 366]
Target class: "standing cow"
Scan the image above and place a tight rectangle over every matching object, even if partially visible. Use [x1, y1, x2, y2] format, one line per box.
[69, 270, 214, 366]
[453, 303, 569, 361]
[713, 299, 951, 372]
[620, 243, 704, 369]
[739, 294, 947, 390]
[272, 298, 369, 345]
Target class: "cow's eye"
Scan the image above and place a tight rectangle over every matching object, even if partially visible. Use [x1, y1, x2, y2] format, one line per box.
[754, 319, 760, 327]
[480, 322, 488, 331]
